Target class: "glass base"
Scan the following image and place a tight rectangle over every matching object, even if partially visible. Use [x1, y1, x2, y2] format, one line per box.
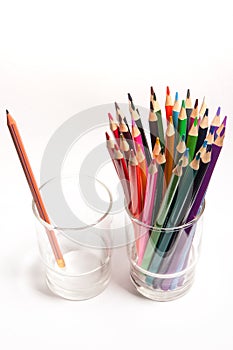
[130, 267, 195, 302]
[45, 250, 111, 300]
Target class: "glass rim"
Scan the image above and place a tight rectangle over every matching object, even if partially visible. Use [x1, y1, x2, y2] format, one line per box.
[125, 199, 205, 232]
[32, 175, 113, 232]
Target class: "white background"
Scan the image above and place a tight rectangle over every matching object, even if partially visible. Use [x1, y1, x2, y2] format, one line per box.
[0, 0, 233, 349]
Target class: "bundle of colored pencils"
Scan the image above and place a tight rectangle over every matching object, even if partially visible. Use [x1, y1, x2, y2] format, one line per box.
[105, 87, 226, 287]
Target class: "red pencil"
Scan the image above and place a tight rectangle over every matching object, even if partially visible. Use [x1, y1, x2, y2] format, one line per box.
[165, 86, 173, 124]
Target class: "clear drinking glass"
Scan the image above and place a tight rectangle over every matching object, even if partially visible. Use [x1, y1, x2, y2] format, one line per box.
[125, 202, 205, 301]
[32, 176, 112, 300]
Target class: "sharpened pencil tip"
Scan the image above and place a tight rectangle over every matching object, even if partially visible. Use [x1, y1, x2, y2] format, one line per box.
[186, 89, 190, 99]
[166, 86, 170, 95]
[207, 144, 212, 152]
[150, 86, 154, 96]
[194, 99, 198, 109]
[6, 109, 9, 115]
[114, 102, 120, 110]
[196, 152, 201, 160]
[181, 134, 185, 141]
[105, 132, 110, 140]
[222, 116, 227, 126]
[108, 112, 113, 121]
[217, 106, 221, 116]
[128, 93, 133, 102]
[203, 140, 208, 148]
[204, 108, 209, 117]
[175, 92, 178, 101]
[181, 100, 186, 109]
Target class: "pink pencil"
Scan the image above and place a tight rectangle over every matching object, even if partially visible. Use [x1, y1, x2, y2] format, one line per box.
[137, 158, 158, 265]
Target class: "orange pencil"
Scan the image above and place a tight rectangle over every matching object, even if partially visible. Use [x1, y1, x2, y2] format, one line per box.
[7, 110, 65, 268]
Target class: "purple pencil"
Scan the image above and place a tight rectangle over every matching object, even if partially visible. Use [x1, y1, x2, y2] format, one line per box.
[161, 129, 225, 290]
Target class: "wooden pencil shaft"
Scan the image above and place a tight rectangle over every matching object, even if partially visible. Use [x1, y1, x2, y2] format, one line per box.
[8, 117, 65, 267]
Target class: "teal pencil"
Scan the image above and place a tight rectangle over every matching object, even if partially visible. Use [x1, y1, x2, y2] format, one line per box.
[172, 92, 180, 130]
[146, 154, 200, 280]
[187, 116, 199, 161]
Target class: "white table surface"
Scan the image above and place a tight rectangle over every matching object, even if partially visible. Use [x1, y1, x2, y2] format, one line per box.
[0, 1, 233, 349]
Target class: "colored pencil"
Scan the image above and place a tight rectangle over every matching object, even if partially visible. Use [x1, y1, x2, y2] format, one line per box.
[128, 93, 152, 167]
[115, 101, 131, 135]
[210, 106, 221, 134]
[151, 86, 165, 149]
[186, 116, 199, 161]
[178, 100, 187, 141]
[174, 134, 186, 165]
[108, 112, 120, 145]
[165, 86, 173, 124]
[149, 100, 159, 151]
[185, 89, 192, 135]
[113, 146, 131, 206]
[195, 108, 209, 154]
[136, 144, 147, 208]
[164, 116, 175, 188]
[118, 114, 135, 153]
[172, 92, 180, 130]
[146, 154, 201, 279]
[142, 160, 183, 273]
[119, 133, 130, 165]
[138, 159, 158, 265]
[128, 150, 142, 217]
[189, 98, 198, 131]
[7, 110, 65, 268]
[150, 149, 166, 226]
[199, 96, 207, 119]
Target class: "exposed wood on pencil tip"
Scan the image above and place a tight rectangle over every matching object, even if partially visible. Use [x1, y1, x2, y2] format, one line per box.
[108, 112, 114, 121]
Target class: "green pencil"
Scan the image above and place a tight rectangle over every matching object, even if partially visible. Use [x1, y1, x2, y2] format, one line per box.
[141, 160, 183, 270]
[178, 100, 187, 140]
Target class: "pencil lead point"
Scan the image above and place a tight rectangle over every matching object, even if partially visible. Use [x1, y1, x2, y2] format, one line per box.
[150, 86, 154, 96]
[181, 100, 186, 109]
[204, 108, 209, 117]
[6, 109, 9, 115]
[222, 116, 227, 126]
[114, 101, 120, 110]
[105, 132, 110, 140]
[175, 92, 178, 101]
[194, 99, 198, 109]
[217, 106, 221, 116]
[207, 144, 212, 152]
[203, 140, 208, 148]
[181, 134, 185, 141]
[196, 152, 201, 160]
[166, 86, 170, 96]
[128, 93, 133, 102]
[186, 89, 190, 99]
